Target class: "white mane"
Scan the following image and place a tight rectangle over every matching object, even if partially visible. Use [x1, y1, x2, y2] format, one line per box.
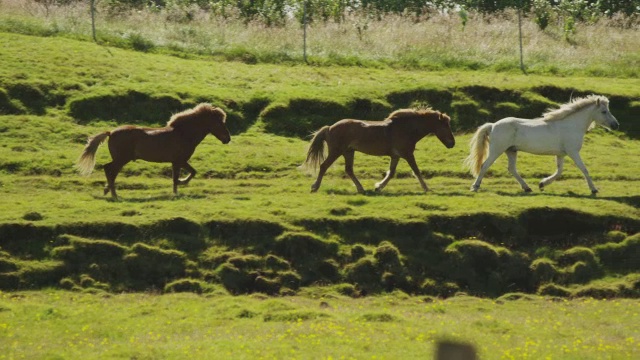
[542, 95, 608, 122]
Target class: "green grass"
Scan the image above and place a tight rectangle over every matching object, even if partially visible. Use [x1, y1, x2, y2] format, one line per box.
[0, 23, 639, 359]
[0, 290, 639, 359]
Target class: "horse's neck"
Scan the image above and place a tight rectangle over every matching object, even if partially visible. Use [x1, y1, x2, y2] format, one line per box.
[178, 126, 207, 144]
[560, 105, 595, 133]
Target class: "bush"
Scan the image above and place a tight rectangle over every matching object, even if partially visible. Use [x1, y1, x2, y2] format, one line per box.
[254, 276, 281, 295]
[350, 245, 366, 261]
[594, 234, 640, 272]
[530, 258, 559, 285]
[333, 283, 359, 297]
[274, 231, 339, 262]
[344, 256, 380, 292]
[538, 283, 571, 297]
[215, 262, 257, 294]
[445, 239, 530, 296]
[265, 255, 290, 271]
[278, 271, 302, 290]
[164, 278, 205, 294]
[124, 243, 188, 288]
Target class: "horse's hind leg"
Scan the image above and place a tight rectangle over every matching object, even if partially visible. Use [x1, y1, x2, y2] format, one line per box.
[375, 156, 399, 192]
[343, 149, 365, 194]
[311, 152, 340, 193]
[506, 150, 532, 192]
[177, 162, 196, 185]
[103, 160, 127, 199]
[471, 150, 503, 192]
[539, 156, 564, 191]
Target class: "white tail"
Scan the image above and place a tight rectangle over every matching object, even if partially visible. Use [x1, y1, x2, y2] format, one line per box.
[76, 132, 110, 176]
[463, 123, 493, 177]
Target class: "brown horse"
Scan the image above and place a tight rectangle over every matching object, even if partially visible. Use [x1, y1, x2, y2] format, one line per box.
[77, 103, 230, 198]
[301, 108, 455, 194]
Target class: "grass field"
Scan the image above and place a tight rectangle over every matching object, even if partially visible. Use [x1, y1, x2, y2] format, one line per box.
[0, 9, 639, 358]
[1, 290, 639, 359]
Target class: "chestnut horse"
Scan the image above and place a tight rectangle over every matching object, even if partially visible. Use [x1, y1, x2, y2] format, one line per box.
[301, 108, 455, 194]
[77, 103, 230, 198]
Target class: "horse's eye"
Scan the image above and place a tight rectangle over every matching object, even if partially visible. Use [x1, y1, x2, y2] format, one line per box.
[601, 111, 607, 114]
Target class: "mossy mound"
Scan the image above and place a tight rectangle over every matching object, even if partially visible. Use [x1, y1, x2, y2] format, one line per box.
[594, 233, 640, 272]
[444, 240, 531, 296]
[124, 243, 188, 289]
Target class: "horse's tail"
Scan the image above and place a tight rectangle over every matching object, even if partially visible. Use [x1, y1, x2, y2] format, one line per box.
[464, 123, 493, 177]
[300, 126, 330, 174]
[77, 132, 110, 176]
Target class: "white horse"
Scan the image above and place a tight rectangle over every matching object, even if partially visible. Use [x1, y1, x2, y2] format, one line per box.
[464, 95, 619, 194]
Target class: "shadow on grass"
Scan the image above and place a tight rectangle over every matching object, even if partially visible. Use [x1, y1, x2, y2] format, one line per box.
[495, 190, 640, 208]
[92, 193, 207, 203]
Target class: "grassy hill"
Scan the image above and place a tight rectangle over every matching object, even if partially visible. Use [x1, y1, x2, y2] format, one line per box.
[0, 30, 639, 300]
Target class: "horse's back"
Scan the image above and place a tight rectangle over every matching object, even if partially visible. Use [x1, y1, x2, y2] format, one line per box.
[328, 119, 391, 155]
[492, 117, 566, 155]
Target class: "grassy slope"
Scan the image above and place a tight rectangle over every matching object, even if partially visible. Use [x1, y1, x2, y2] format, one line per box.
[1, 26, 640, 360]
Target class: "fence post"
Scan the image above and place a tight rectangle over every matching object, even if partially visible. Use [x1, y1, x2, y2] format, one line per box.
[517, 0, 526, 74]
[90, 0, 97, 42]
[303, 1, 308, 64]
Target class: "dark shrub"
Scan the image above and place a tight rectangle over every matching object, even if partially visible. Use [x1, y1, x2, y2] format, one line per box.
[530, 258, 559, 285]
[279, 271, 302, 290]
[445, 240, 529, 296]
[254, 276, 281, 295]
[557, 247, 599, 267]
[274, 232, 339, 261]
[333, 283, 359, 297]
[265, 255, 290, 271]
[344, 256, 380, 292]
[164, 279, 205, 294]
[374, 241, 402, 271]
[124, 243, 187, 289]
[215, 263, 256, 294]
[594, 234, 640, 272]
[538, 283, 571, 297]
[350, 245, 366, 261]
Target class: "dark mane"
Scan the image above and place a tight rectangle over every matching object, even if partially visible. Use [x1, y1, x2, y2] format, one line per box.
[167, 103, 225, 128]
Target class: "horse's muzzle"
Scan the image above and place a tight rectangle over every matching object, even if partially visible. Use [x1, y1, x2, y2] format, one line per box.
[610, 122, 619, 131]
[446, 140, 455, 149]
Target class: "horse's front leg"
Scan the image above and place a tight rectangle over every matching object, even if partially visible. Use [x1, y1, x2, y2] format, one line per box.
[405, 154, 429, 192]
[171, 163, 183, 194]
[539, 156, 564, 191]
[375, 156, 399, 192]
[567, 151, 598, 194]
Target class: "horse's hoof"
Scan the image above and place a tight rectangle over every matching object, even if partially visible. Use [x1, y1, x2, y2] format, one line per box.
[470, 186, 479, 192]
[539, 183, 545, 191]
[591, 189, 599, 195]
[524, 188, 532, 193]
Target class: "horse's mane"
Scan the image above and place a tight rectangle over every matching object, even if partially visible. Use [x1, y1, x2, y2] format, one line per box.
[542, 95, 608, 122]
[167, 103, 226, 127]
[387, 108, 448, 122]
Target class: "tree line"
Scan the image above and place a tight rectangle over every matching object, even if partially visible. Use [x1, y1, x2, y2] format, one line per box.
[42, 0, 639, 27]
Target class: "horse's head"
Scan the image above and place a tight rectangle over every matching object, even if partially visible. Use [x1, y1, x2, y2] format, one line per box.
[208, 107, 231, 144]
[433, 113, 455, 149]
[592, 97, 619, 131]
